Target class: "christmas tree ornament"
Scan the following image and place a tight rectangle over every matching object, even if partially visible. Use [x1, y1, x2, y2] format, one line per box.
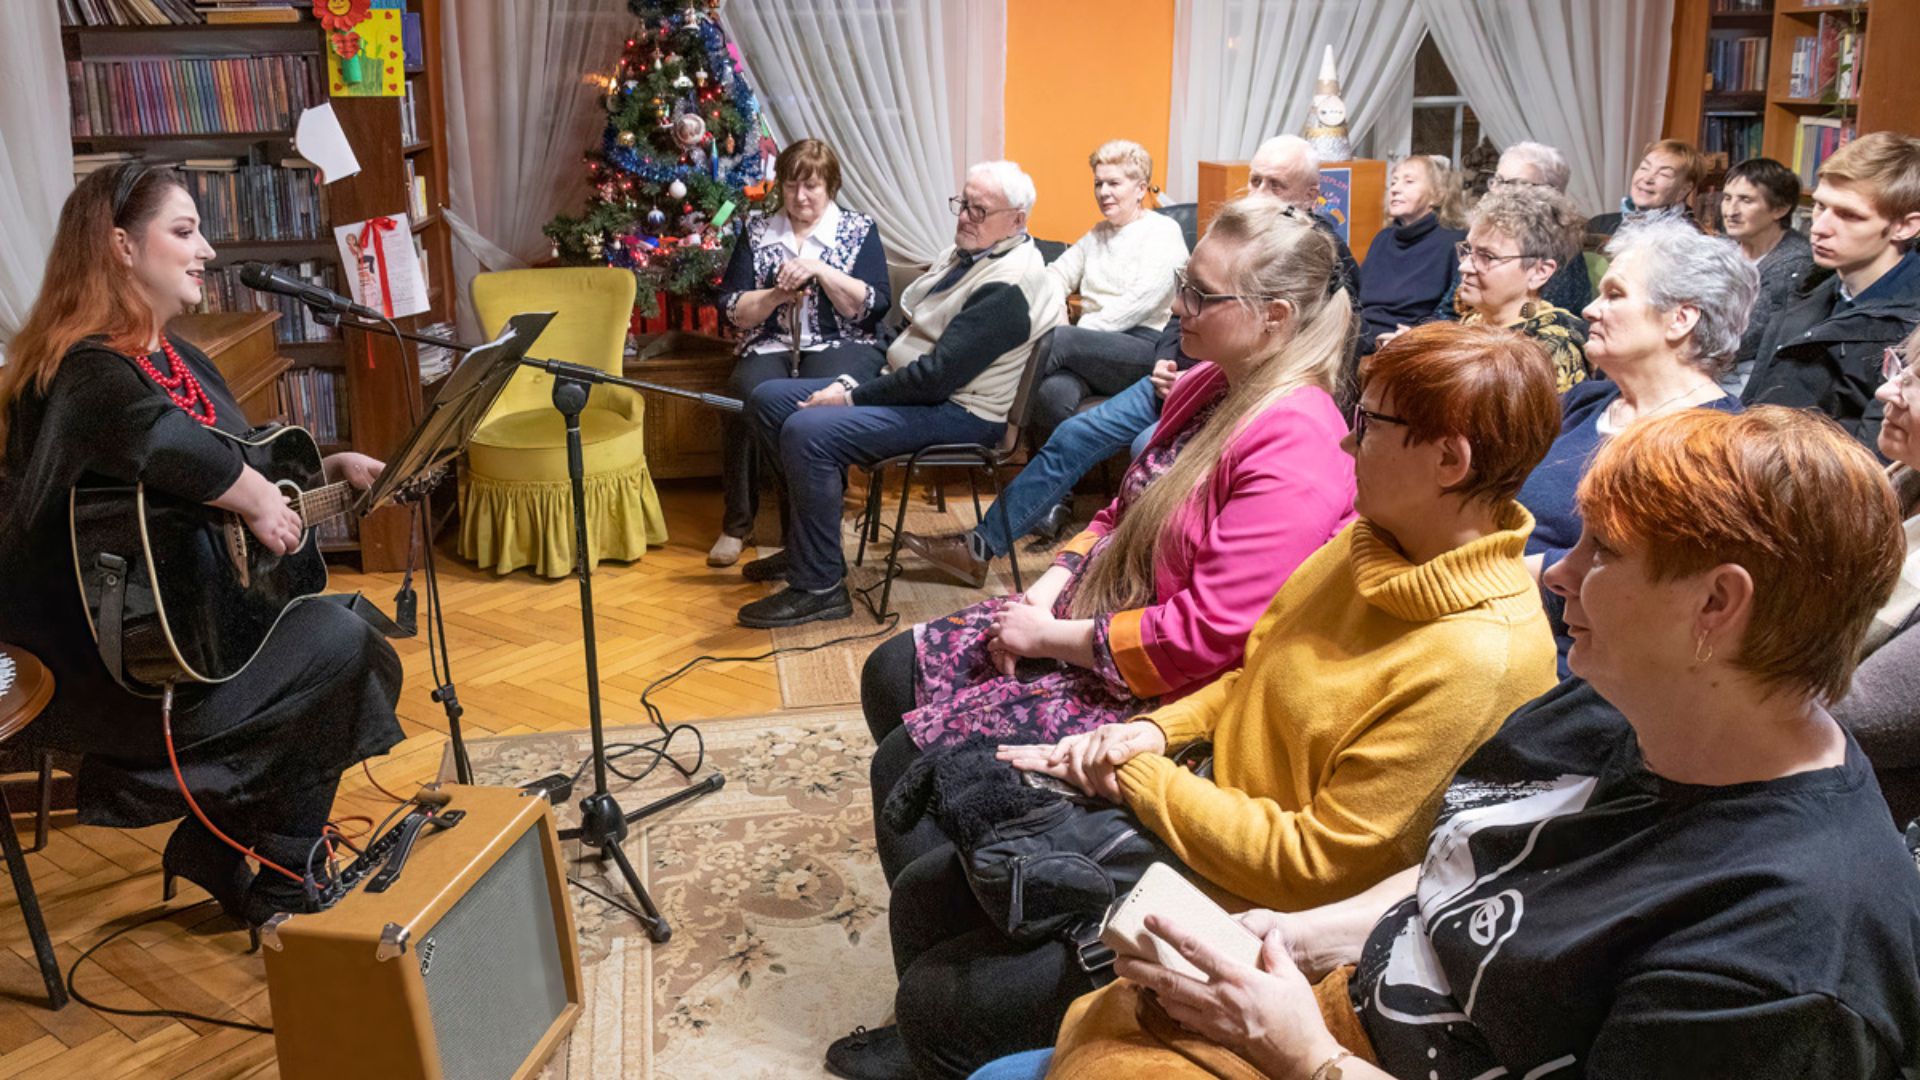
[585, 234, 604, 258]
[724, 133, 736, 154]
[695, 68, 709, 87]
[673, 72, 693, 90]
[656, 104, 673, 127]
[1304, 44, 1353, 162]
[612, 236, 625, 252]
[672, 111, 708, 148]
[622, 78, 638, 93]
[668, 179, 688, 200]
[647, 205, 667, 228]
[550, 240, 561, 259]
[617, 129, 638, 147]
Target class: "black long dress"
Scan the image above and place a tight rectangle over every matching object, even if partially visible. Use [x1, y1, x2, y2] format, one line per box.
[0, 335, 404, 844]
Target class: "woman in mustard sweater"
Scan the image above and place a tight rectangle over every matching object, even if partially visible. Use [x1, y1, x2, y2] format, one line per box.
[842, 323, 1562, 1080]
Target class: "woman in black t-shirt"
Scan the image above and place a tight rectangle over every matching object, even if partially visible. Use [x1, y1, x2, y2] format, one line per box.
[1038, 406, 1920, 1080]
[0, 164, 404, 931]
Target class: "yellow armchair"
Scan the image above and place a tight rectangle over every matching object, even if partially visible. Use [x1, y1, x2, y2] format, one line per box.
[461, 267, 668, 577]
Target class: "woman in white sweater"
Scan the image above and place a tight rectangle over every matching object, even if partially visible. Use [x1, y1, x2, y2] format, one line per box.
[1028, 140, 1191, 444]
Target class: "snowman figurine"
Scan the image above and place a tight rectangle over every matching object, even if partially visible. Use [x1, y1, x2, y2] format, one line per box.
[1303, 45, 1353, 163]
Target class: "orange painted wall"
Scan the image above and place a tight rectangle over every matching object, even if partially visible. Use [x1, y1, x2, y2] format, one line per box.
[1004, 0, 1177, 243]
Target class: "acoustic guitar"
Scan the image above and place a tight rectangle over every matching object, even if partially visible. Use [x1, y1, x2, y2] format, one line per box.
[69, 424, 356, 690]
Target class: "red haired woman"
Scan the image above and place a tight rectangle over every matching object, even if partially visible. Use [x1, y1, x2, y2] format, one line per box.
[0, 164, 404, 928]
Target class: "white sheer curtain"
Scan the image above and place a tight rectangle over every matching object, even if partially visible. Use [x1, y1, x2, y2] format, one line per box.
[1165, 0, 1427, 201]
[721, 0, 1006, 265]
[1419, 0, 1675, 215]
[0, 4, 74, 356]
[440, 0, 636, 337]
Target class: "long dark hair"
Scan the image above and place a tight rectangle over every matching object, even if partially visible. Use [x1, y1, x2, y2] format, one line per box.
[1, 163, 188, 466]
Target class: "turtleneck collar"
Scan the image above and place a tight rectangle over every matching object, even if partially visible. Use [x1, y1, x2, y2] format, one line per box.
[1348, 501, 1538, 622]
[1391, 211, 1440, 247]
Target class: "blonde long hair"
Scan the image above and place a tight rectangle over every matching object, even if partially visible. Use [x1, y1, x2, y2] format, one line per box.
[1068, 200, 1351, 618]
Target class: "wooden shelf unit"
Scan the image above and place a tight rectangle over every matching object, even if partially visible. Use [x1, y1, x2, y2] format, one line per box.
[62, 2, 455, 571]
[1668, 0, 1920, 188]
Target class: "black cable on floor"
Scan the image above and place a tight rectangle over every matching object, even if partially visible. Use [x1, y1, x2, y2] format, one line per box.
[66, 899, 274, 1035]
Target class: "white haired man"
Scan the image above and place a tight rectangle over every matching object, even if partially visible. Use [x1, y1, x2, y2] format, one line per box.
[737, 160, 1066, 627]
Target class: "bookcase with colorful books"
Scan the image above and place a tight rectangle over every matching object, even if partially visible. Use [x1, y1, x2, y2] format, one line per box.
[1762, 2, 1920, 193]
[60, 0, 454, 570]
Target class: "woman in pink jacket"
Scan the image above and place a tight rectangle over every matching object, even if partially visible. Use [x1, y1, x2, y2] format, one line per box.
[859, 197, 1357, 838]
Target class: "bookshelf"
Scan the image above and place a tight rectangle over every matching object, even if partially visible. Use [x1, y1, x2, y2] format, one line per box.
[60, 1, 455, 570]
[1668, 0, 1920, 224]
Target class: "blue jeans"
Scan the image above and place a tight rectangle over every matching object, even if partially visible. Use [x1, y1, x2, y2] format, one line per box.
[971, 375, 1163, 558]
[968, 1050, 1053, 1080]
[749, 378, 1004, 591]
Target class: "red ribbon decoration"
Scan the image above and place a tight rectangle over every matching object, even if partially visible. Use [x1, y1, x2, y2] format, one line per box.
[353, 215, 398, 370]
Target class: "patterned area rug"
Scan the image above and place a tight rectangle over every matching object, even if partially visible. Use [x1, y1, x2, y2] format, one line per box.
[443, 709, 894, 1079]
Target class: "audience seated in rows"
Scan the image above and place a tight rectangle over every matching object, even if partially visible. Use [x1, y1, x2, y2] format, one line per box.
[901, 134, 1360, 584]
[1358, 154, 1465, 354]
[1026, 140, 1190, 447]
[1717, 156, 1825, 396]
[734, 159, 1064, 628]
[1585, 138, 1703, 237]
[1034, 407, 1920, 1080]
[834, 322, 1563, 1080]
[1742, 131, 1920, 449]
[709, 138, 893, 568]
[1442, 183, 1590, 391]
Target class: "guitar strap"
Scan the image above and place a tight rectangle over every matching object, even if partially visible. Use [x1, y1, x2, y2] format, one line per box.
[92, 553, 130, 688]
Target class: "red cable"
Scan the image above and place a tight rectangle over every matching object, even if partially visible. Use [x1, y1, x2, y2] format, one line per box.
[161, 683, 304, 884]
[361, 760, 411, 805]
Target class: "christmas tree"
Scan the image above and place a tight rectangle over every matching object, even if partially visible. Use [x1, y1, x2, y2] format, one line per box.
[544, 0, 774, 318]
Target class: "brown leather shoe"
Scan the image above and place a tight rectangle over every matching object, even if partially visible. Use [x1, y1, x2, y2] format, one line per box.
[901, 531, 989, 588]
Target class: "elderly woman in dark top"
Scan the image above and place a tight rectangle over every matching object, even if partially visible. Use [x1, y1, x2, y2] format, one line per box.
[1718, 156, 1825, 396]
[1360, 155, 1465, 352]
[708, 138, 891, 567]
[1033, 406, 1920, 1080]
[1836, 322, 1920, 825]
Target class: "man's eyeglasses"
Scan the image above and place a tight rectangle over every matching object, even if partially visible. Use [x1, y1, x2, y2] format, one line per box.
[1174, 269, 1276, 316]
[1883, 344, 1916, 402]
[1351, 403, 1409, 445]
[1455, 241, 1532, 272]
[949, 196, 1019, 224]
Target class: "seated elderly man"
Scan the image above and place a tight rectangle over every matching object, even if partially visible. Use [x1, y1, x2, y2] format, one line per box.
[902, 134, 1361, 585]
[735, 160, 1065, 628]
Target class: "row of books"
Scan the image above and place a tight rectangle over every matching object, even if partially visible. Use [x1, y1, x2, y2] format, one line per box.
[67, 54, 321, 137]
[1702, 113, 1765, 165]
[400, 80, 423, 146]
[1786, 15, 1866, 100]
[179, 159, 329, 242]
[59, 0, 198, 26]
[196, 2, 302, 25]
[198, 260, 342, 344]
[278, 367, 349, 444]
[1793, 116, 1857, 190]
[1707, 34, 1768, 93]
[1709, 0, 1769, 12]
[403, 158, 432, 221]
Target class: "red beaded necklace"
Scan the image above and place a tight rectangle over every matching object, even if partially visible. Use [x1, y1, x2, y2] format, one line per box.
[135, 339, 217, 427]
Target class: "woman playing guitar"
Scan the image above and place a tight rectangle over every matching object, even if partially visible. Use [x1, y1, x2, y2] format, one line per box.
[0, 163, 404, 928]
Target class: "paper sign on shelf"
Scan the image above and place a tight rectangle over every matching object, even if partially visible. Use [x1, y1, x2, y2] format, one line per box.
[294, 105, 361, 184]
[336, 214, 429, 319]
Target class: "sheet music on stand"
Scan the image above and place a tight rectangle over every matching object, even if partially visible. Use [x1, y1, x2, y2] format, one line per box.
[357, 311, 556, 514]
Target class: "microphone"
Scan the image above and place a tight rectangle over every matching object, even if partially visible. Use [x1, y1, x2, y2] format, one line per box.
[238, 262, 384, 321]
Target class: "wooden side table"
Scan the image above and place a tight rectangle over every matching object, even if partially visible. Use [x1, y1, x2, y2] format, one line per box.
[626, 333, 737, 480]
[0, 645, 69, 1010]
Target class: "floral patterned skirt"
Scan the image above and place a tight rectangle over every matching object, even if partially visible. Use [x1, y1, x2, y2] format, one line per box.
[902, 593, 1153, 750]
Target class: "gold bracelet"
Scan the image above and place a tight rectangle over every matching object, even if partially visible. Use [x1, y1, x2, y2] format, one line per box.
[1310, 1049, 1353, 1080]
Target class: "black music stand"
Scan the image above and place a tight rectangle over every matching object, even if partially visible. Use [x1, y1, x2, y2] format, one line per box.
[357, 312, 557, 785]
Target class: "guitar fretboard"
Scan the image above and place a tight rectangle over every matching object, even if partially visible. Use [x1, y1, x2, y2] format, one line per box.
[295, 482, 355, 528]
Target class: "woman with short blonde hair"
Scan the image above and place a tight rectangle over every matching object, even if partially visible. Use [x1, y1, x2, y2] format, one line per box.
[1358, 155, 1467, 355]
[1027, 137, 1192, 442]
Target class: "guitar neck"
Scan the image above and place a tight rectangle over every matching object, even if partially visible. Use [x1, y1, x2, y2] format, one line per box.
[295, 481, 357, 528]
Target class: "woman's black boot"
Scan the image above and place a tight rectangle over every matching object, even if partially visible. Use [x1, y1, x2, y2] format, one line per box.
[160, 815, 255, 919]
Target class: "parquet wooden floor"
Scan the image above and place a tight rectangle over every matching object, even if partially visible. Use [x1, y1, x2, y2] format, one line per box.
[0, 480, 795, 1078]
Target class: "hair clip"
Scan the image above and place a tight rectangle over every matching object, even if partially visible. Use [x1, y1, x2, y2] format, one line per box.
[110, 162, 149, 222]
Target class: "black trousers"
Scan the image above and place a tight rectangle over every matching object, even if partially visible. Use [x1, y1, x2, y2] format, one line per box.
[1027, 324, 1162, 439]
[862, 632, 1101, 1079]
[720, 342, 886, 539]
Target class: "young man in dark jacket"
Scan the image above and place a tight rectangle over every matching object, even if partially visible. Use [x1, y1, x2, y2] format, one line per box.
[1742, 131, 1920, 450]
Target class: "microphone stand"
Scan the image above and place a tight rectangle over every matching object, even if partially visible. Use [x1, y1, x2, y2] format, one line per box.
[314, 308, 480, 784]
[325, 306, 737, 942]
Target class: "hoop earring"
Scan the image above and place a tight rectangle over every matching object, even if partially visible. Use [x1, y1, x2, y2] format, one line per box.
[1694, 632, 1714, 664]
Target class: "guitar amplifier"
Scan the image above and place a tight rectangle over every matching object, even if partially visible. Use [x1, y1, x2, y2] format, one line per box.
[262, 785, 582, 1080]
